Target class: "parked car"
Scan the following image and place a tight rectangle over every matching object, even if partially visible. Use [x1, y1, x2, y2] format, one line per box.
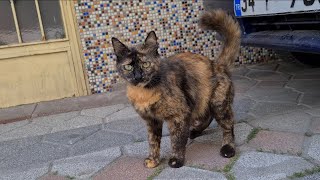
[203, 0, 320, 65]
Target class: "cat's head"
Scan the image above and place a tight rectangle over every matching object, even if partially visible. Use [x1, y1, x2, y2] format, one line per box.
[111, 31, 161, 87]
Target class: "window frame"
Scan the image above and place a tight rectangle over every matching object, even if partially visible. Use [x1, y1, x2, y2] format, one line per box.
[0, 0, 68, 48]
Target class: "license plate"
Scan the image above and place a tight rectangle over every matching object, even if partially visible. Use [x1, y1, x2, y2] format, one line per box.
[234, 0, 320, 17]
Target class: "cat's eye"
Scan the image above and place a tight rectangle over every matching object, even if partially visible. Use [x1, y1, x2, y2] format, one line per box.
[142, 62, 151, 68]
[123, 64, 133, 71]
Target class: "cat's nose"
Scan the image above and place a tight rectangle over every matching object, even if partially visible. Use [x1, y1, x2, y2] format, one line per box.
[134, 71, 142, 81]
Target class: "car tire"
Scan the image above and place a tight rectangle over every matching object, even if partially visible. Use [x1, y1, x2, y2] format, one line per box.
[291, 52, 320, 67]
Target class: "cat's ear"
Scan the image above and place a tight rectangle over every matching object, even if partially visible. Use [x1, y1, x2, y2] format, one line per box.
[144, 31, 158, 47]
[111, 37, 129, 58]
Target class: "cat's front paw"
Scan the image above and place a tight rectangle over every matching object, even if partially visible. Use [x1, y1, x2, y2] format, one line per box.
[220, 144, 235, 158]
[168, 157, 184, 168]
[144, 158, 159, 168]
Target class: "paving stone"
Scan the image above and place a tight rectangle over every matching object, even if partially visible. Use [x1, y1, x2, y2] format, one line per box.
[247, 87, 299, 103]
[301, 93, 320, 107]
[93, 156, 155, 180]
[185, 142, 231, 170]
[296, 68, 320, 75]
[256, 81, 287, 88]
[234, 123, 254, 145]
[134, 122, 170, 142]
[306, 108, 320, 117]
[51, 115, 103, 133]
[155, 166, 227, 180]
[250, 102, 308, 117]
[248, 130, 304, 154]
[104, 117, 144, 134]
[232, 76, 257, 93]
[306, 135, 320, 163]
[80, 104, 126, 118]
[246, 70, 290, 81]
[250, 111, 312, 133]
[233, 97, 256, 122]
[194, 128, 223, 144]
[232, 152, 314, 180]
[309, 118, 320, 134]
[71, 130, 134, 156]
[39, 174, 68, 180]
[123, 136, 171, 158]
[298, 173, 320, 180]
[277, 62, 305, 75]
[247, 63, 278, 71]
[0, 142, 68, 170]
[32, 89, 128, 118]
[106, 106, 140, 123]
[231, 66, 249, 76]
[0, 165, 49, 180]
[43, 125, 100, 146]
[0, 123, 51, 142]
[0, 136, 41, 161]
[294, 73, 320, 80]
[0, 120, 29, 135]
[52, 147, 121, 179]
[0, 103, 36, 123]
[287, 80, 320, 94]
[31, 111, 80, 128]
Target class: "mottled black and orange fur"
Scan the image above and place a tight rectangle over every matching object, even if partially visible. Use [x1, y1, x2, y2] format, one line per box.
[111, 9, 241, 168]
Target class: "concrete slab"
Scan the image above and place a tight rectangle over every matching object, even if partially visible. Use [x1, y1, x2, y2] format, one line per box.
[246, 71, 290, 81]
[0, 142, 68, 170]
[247, 87, 300, 103]
[31, 111, 80, 128]
[71, 130, 134, 156]
[0, 120, 29, 135]
[0, 136, 41, 161]
[80, 104, 126, 118]
[250, 102, 308, 117]
[155, 166, 227, 180]
[248, 130, 304, 155]
[52, 147, 121, 179]
[185, 142, 231, 170]
[0, 104, 36, 124]
[105, 106, 140, 123]
[0, 123, 51, 142]
[123, 136, 171, 158]
[93, 156, 155, 180]
[306, 135, 320, 163]
[250, 111, 312, 133]
[232, 152, 314, 180]
[43, 125, 100, 145]
[0, 164, 49, 180]
[51, 115, 103, 133]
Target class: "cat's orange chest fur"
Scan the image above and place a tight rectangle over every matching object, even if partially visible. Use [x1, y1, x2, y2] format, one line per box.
[127, 85, 161, 112]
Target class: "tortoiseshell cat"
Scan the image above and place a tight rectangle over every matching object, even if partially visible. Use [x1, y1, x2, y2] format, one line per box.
[111, 9, 241, 168]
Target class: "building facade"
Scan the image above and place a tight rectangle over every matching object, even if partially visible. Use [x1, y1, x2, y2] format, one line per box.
[0, 0, 275, 108]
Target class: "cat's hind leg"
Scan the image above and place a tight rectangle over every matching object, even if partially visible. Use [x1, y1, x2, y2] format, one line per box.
[210, 75, 236, 158]
[213, 104, 235, 158]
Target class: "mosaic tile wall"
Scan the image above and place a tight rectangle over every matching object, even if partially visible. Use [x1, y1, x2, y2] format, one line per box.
[74, 0, 276, 94]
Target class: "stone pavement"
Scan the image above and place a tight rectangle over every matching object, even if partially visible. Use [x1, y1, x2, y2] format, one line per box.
[0, 59, 320, 180]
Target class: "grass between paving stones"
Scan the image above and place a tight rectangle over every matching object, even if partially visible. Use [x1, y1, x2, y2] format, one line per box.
[222, 154, 240, 173]
[288, 166, 320, 179]
[226, 174, 236, 180]
[219, 154, 240, 180]
[147, 165, 165, 180]
[246, 128, 261, 143]
[65, 175, 76, 180]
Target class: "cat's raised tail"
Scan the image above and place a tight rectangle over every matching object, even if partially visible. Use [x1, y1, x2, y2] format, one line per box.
[199, 9, 241, 67]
